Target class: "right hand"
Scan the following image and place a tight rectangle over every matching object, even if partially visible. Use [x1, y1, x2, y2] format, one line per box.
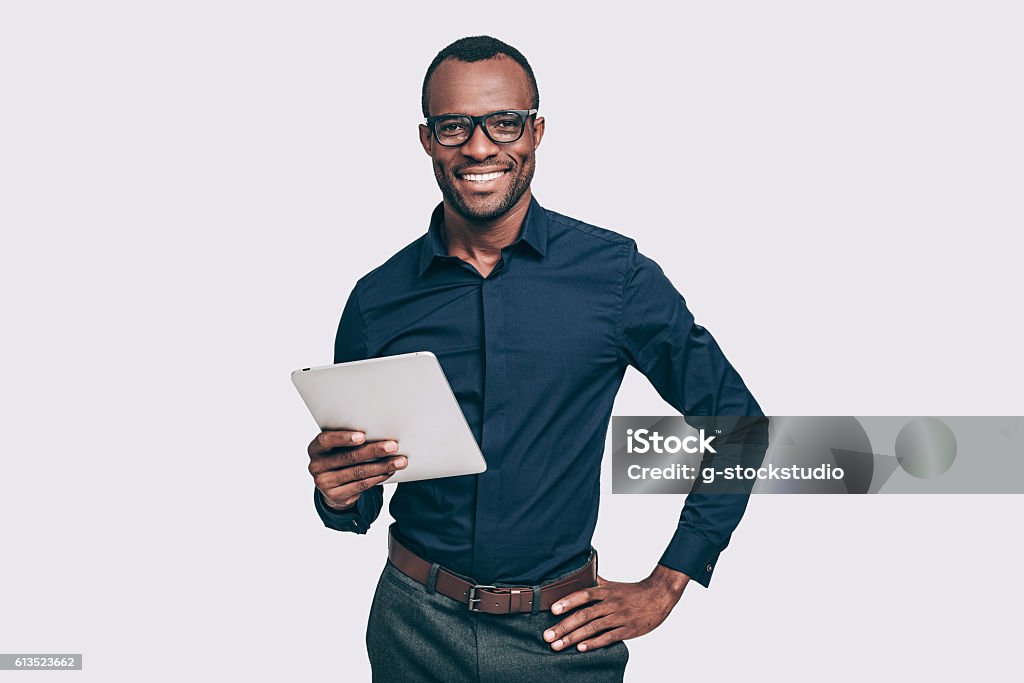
[308, 430, 408, 512]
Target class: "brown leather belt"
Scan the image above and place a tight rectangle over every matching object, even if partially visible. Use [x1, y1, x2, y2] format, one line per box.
[387, 531, 597, 615]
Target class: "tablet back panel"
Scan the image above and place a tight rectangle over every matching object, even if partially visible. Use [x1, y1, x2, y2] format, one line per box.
[292, 352, 486, 483]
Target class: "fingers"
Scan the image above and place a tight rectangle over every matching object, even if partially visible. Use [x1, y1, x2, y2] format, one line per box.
[315, 451, 408, 510]
[308, 439, 401, 475]
[320, 472, 395, 510]
[546, 614, 619, 651]
[543, 577, 680, 653]
[308, 432, 408, 510]
[309, 432, 408, 510]
[550, 587, 600, 616]
[543, 592, 610, 644]
[575, 626, 628, 652]
[317, 455, 408, 489]
[308, 430, 365, 457]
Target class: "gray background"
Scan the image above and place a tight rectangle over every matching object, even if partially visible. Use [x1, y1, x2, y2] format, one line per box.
[1, 1, 1021, 680]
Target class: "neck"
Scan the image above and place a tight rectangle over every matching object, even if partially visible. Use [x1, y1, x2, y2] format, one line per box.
[441, 190, 533, 265]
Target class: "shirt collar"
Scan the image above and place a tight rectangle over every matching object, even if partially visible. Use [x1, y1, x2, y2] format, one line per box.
[417, 196, 549, 277]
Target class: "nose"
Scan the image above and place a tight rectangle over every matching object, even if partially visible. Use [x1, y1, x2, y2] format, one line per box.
[460, 121, 501, 161]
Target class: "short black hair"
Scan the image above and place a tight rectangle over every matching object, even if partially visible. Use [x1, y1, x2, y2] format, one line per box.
[421, 36, 539, 117]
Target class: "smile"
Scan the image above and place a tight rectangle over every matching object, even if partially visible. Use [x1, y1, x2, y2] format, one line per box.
[458, 170, 508, 182]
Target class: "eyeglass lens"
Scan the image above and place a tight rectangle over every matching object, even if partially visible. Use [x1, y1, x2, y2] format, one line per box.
[434, 112, 526, 146]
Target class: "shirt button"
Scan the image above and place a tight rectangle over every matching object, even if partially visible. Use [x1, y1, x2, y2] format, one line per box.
[706, 564, 714, 572]
[351, 521, 359, 527]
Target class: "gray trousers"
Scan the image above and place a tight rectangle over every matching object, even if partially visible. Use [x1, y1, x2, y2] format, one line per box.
[366, 559, 629, 682]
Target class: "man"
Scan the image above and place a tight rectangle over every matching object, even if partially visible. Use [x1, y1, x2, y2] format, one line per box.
[307, 36, 763, 682]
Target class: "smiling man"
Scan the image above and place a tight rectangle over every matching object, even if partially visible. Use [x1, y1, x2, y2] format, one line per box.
[307, 36, 764, 682]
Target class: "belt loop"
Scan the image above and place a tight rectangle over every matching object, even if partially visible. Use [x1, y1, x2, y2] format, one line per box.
[531, 585, 541, 615]
[426, 563, 440, 594]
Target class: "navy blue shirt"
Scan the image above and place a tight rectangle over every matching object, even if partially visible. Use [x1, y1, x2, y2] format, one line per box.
[314, 197, 763, 587]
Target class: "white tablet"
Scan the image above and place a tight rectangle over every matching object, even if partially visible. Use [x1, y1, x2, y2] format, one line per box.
[291, 351, 487, 484]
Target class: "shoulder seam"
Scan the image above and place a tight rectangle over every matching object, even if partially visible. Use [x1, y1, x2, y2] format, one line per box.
[615, 240, 635, 365]
[544, 209, 632, 246]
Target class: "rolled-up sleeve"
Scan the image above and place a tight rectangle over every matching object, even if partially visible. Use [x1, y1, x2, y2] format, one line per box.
[618, 243, 765, 587]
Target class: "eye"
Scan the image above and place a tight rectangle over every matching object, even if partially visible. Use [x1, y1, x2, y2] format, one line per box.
[438, 121, 468, 135]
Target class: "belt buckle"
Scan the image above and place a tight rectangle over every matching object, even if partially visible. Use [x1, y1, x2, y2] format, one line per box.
[467, 584, 497, 612]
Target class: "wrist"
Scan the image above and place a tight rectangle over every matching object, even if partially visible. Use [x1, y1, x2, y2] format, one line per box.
[651, 563, 690, 598]
[319, 489, 356, 513]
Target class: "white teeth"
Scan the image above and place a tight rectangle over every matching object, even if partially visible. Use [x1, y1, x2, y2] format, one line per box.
[460, 171, 506, 182]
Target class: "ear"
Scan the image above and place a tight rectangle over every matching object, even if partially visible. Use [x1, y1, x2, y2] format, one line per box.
[418, 123, 433, 156]
[531, 115, 545, 150]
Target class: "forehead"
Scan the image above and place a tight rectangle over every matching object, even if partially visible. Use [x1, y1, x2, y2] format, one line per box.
[427, 56, 533, 117]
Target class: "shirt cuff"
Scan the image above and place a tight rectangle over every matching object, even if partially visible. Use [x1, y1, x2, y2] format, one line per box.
[658, 528, 723, 588]
[313, 488, 370, 535]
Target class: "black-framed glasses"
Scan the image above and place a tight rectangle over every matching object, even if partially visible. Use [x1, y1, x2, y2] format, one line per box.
[425, 109, 538, 147]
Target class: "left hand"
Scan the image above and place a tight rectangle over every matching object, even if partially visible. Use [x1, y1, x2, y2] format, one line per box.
[542, 564, 690, 652]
